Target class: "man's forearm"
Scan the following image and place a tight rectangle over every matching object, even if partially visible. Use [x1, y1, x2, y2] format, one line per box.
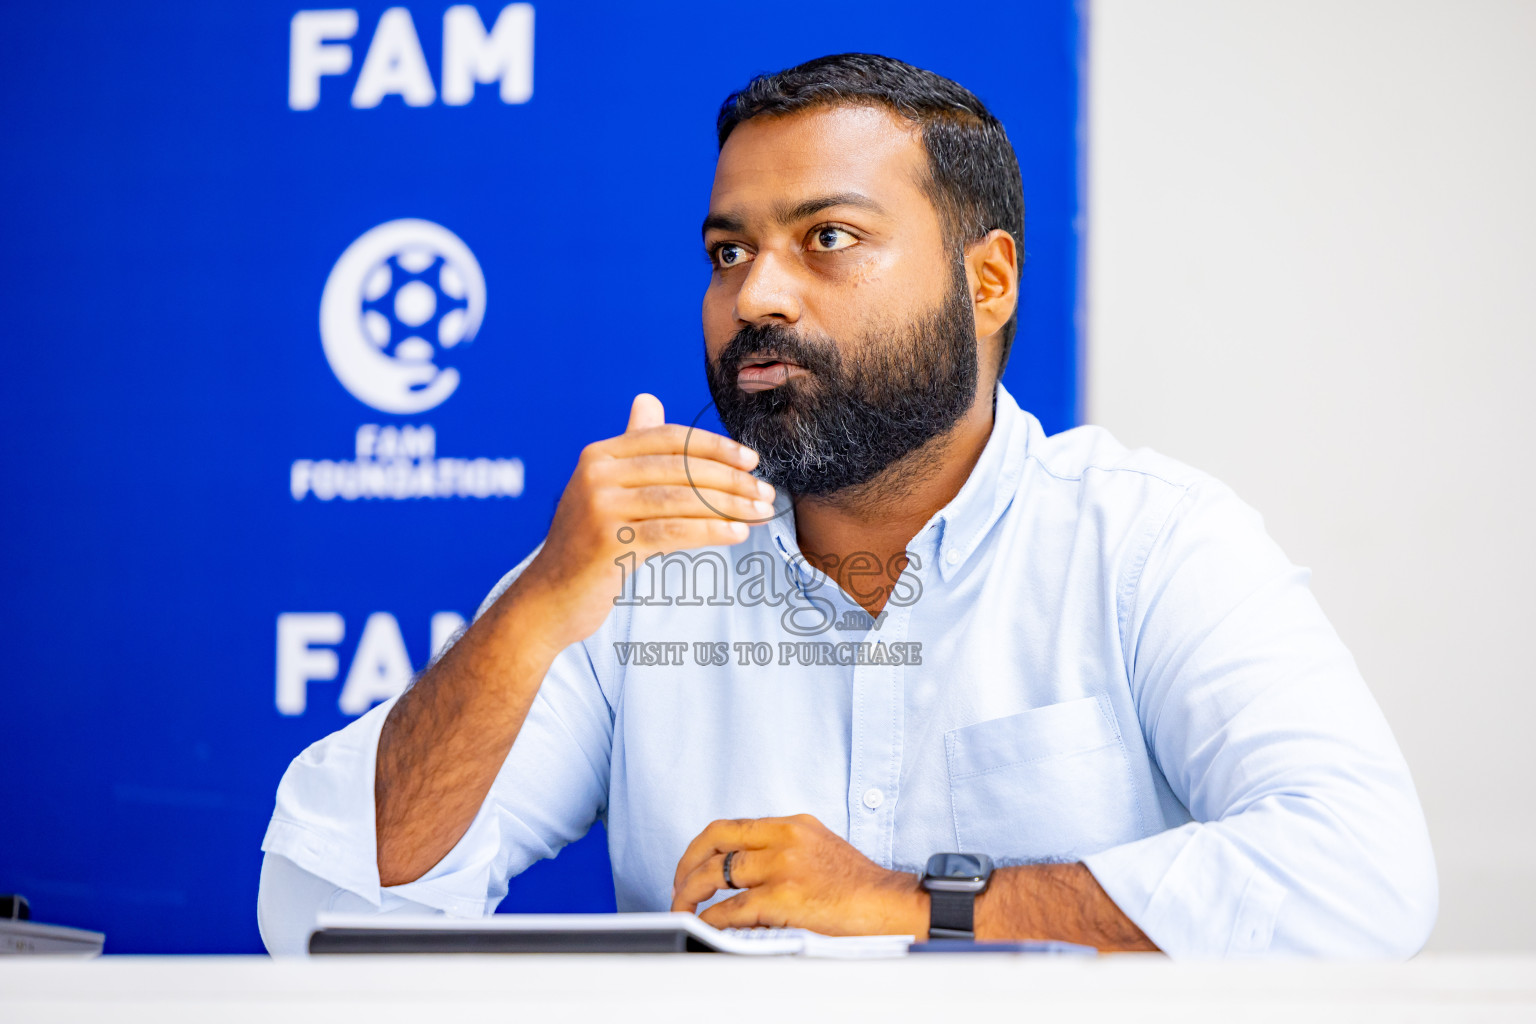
[969, 862, 1158, 951]
[373, 398, 767, 888]
[374, 575, 560, 887]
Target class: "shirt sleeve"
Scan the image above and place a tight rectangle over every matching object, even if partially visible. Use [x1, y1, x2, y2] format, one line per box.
[257, 547, 615, 950]
[1080, 479, 1438, 957]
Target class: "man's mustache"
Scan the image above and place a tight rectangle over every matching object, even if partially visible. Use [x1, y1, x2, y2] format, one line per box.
[714, 324, 842, 380]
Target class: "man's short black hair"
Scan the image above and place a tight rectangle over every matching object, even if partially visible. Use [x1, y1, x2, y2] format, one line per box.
[717, 53, 1025, 374]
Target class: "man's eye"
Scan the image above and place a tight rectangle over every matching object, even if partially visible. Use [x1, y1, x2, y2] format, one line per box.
[808, 227, 856, 252]
[713, 243, 751, 269]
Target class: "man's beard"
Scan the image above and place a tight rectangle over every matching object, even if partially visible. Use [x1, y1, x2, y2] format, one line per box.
[705, 258, 979, 498]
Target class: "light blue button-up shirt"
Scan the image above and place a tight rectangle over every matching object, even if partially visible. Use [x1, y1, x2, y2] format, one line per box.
[259, 384, 1437, 957]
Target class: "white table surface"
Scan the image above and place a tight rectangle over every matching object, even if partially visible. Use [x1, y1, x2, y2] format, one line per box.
[4, 953, 1534, 1023]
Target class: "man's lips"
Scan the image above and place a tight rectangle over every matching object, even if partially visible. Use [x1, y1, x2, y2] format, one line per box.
[736, 358, 808, 392]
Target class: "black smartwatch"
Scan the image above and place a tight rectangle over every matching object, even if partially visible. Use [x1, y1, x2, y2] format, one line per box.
[921, 852, 994, 939]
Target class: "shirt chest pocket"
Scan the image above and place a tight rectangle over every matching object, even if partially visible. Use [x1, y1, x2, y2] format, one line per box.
[943, 695, 1145, 860]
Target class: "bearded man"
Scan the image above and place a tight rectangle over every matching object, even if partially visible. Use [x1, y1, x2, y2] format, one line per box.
[258, 54, 1437, 957]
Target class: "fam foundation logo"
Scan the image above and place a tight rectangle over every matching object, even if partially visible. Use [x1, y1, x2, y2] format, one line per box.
[290, 218, 523, 502]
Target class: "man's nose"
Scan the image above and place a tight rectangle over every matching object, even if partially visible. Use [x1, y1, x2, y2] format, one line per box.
[733, 252, 802, 326]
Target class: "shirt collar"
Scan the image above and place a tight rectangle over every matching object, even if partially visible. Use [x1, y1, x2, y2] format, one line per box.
[762, 382, 1036, 586]
[925, 381, 1033, 582]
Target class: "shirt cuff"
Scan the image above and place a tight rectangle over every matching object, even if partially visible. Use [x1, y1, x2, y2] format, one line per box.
[1081, 822, 1288, 957]
[260, 696, 504, 918]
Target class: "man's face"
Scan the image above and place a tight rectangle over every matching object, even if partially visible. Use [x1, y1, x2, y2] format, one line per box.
[702, 104, 979, 497]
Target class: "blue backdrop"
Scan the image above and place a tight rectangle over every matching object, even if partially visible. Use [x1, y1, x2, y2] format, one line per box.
[0, 1, 1081, 953]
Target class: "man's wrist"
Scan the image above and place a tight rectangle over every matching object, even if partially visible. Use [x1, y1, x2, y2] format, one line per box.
[886, 870, 931, 938]
[483, 573, 571, 669]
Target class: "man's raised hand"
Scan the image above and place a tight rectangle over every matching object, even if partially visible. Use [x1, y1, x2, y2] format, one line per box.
[515, 393, 774, 655]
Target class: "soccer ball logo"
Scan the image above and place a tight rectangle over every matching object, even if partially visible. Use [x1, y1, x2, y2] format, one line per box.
[320, 220, 486, 414]
[361, 250, 470, 363]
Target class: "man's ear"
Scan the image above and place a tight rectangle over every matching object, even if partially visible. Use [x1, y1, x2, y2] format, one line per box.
[964, 229, 1020, 345]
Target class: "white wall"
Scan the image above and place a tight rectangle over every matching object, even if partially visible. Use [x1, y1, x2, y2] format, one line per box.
[1086, 0, 1536, 950]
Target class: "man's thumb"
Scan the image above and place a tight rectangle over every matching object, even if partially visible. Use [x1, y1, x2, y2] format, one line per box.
[626, 393, 665, 432]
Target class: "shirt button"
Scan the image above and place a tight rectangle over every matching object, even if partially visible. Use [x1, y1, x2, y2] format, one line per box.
[944, 549, 960, 566]
[862, 787, 884, 810]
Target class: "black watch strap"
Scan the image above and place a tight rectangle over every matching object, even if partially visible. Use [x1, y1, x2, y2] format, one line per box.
[928, 889, 976, 939]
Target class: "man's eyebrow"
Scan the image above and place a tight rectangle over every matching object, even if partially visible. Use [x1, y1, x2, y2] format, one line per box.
[700, 192, 888, 239]
[701, 212, 744, 238]
[774, 192, 887, 226]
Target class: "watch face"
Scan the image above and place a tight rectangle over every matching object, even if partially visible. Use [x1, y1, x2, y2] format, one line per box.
[927, 852, 993, 882]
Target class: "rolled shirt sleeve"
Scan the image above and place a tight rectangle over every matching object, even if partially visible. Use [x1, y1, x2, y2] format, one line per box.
[1082, 480, 1438, 957]
[258, 551, 615, 950]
